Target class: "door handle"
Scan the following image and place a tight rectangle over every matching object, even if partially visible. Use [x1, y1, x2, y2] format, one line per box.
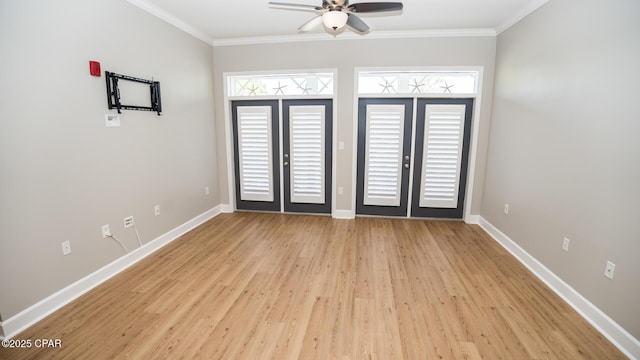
[404, 155, 410, 161]
[284, 161, 289, 167]
[404, 163, 409, 169]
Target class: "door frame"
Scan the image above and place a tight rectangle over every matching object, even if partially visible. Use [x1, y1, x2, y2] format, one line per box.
[223, 69, 339, 216]
[221, 67, 484, 221]
[351, 67, 485, 222]
[355, 97, 473, 219]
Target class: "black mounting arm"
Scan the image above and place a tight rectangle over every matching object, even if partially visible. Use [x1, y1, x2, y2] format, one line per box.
[105, 71, 162, 115]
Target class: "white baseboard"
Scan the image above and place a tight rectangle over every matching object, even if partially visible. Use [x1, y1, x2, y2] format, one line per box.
[219, 203, 234, 213]
[332, 209, 355, 219]
[465, 214, 481, 224]
[0, 206, 223, 340]
[478, 217, 640, 359]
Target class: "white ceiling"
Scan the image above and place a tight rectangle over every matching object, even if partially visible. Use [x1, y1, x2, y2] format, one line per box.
[127, 0, 548, 44]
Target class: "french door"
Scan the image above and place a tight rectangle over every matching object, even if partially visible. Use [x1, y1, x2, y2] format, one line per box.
[283, 99, 333, 213]
[232, 100, 281, 212]
[232, 99, 332, 214]
[356, 98, 413, 216]
[356, 98, 473, 219]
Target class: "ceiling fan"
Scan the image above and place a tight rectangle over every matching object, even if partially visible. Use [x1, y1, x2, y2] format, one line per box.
[268, 0, 404, 34]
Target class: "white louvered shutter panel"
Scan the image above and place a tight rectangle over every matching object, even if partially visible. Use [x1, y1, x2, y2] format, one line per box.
[289, 106, 325, 204]
[237, 106, 274, 202]
[419, 104, 466, 208]
[363, 104, 405, 206]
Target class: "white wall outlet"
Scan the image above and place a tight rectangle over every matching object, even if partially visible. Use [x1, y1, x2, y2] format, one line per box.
[562, 237, 570, 252]
[154, 205, 160, 216]
[503, 203, 510, 215]
[101, 224, 110, 238]
[105, 114, 120, 127]
[205, 186, 210, 196]
[338, 141, 345, 150]
[124, 216, 134, 229]
[338, 187, 344, 195]
[61, 241, 71, 255]
[604, 261, 616, 279]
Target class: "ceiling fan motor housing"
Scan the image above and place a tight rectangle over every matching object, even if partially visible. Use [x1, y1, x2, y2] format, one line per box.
[269, 0, 403, 34]
[323, 0, 348, 10]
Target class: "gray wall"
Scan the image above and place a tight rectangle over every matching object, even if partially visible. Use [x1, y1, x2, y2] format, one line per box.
[0, 0, 218, 320]
[483, 0, 640, 338]
[213, 37, 497, 214]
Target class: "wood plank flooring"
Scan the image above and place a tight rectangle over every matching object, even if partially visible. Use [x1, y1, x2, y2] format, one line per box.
[0, 213, 626, 359]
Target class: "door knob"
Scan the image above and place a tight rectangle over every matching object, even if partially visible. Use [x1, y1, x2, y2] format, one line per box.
[404, 155, 410, 161]
[284, 161, 289, 167]
[404, 163, 409, 169]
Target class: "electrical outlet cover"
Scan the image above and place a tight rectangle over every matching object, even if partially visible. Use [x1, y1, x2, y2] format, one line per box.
[124, 216, 134, 228]
[102, 224, 110, 238]
[604, 261, 616, 279]
[62, 241, 71, 255]
[105, 114, 120, 127]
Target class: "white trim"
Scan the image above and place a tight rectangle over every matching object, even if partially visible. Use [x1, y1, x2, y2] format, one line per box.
[0, 206, 224, 340]
[223, 69, 338, 214]
[352, 66, 484, 219]
[220, 204, 234, 213]
[123, 0, 496, 48]
[350, 69, 360, 217]
[222, 76, 237, 211]
[125, 0, 213, 44]
[331, 71, 339, 216]
[122, 0, 498, 47]
[478, 217, 640, 360]
[213, 29, 496, 47]
[464, 214, 480, 224]
[463, 69, 484, 221]
[228, 95, 333, 102]
[332, 209, 355, 220]
[356, 93, 477, 99]
[496, 0, 549, 34]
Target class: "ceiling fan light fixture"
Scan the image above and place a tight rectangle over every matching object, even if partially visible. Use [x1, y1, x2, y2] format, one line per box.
[322, 10, 348, 31]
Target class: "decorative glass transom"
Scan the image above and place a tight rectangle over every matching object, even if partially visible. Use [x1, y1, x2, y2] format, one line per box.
[358, 71, 478, 95]
[228, 73, 334, 97]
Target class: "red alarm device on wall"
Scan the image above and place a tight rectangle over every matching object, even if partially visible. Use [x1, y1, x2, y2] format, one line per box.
[89, 61, 101, 77]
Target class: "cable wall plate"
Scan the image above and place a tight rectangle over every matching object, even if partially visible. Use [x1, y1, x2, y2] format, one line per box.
[105, 114, 120, 127]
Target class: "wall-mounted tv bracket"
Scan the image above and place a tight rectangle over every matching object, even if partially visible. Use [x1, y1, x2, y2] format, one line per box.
[105, 71, 162, 115]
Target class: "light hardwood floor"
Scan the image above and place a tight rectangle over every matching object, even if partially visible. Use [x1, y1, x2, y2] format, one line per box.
[0, 213, 626, 359]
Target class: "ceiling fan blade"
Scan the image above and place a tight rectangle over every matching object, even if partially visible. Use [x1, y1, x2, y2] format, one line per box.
[298, 15, 324, 31]
[268, 2, 323, 11]
[348, 2, 403, 13]
[346, 13, 370, 33]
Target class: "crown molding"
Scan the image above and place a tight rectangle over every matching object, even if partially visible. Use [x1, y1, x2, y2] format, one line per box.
[212, 28, 497, 47]
[496, 0, 549, 34]
[125, 0, 499, 48]
[125, 0, 214, 44]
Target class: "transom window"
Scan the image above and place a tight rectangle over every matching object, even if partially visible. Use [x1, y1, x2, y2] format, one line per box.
[227, 73, 334, 97]
[358, 71, 478, 95]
